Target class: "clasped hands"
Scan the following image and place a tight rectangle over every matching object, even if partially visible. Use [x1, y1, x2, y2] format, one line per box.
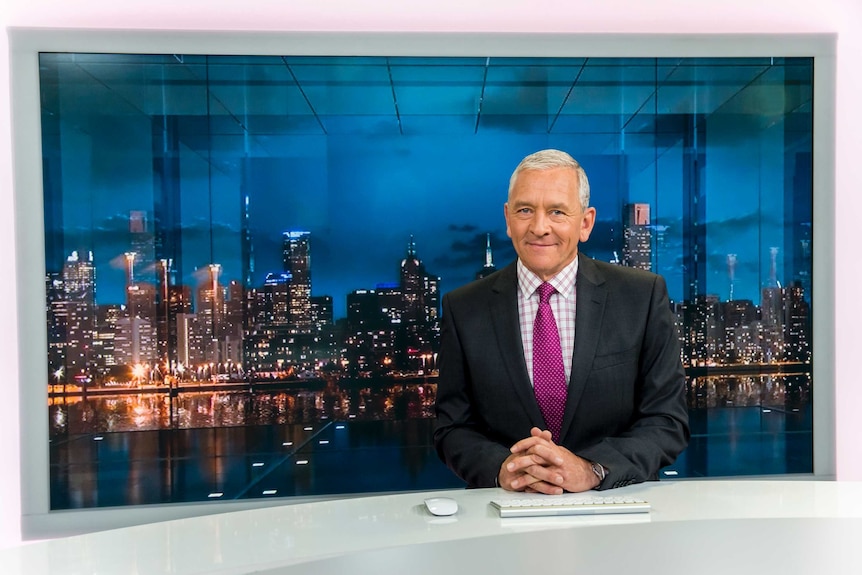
[498, 427, 600, 494]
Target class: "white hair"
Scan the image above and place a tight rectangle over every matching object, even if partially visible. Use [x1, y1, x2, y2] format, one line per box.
[508, 149, 590, 210]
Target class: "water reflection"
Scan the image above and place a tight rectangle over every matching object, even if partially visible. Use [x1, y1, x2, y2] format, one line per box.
[50, 380, 437, 436]
[48, 373, 814, 509]
[687, 373, 810, 410]
[50, 374, 811, 437]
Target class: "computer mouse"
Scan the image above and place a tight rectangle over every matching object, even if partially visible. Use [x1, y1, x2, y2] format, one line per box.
[424, 497, 459, 516]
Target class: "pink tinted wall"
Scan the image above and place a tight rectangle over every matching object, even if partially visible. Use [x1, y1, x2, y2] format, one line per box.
[2, 0, 860, 548]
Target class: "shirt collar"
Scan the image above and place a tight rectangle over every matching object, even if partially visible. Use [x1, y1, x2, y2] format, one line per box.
[516, 256, 579, 300]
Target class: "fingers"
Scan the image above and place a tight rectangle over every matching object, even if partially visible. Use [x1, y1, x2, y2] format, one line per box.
[509, 469, 563, 494]
[506, 453, 564, 486]
[530, 427, 553, 441]
[523, 481, 565, 496]
[510, 438, 564, 466]
[510, 430, 553, 453]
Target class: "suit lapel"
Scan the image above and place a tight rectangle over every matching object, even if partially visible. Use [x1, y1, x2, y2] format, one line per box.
[560, 255, 607, 439]
[489, 263, 546, 427]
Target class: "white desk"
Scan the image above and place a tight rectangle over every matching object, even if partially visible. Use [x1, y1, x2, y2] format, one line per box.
[4, 480, 862, 574]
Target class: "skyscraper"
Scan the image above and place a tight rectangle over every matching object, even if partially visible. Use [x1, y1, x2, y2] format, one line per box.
[401, 236, 425, 326]
[114, 316, 156, 367]
[129, 210, 155, 283]
[622, 203, 652, 271]
[400, 236, 441, 369]
[61, 251, 96, 379]
[784, 281, 810, 363]
[282, 231, 312, 332]
[46, 272, 66, 375]
[195, 264, 225, 363]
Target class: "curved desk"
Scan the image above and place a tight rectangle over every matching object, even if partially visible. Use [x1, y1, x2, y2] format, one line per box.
[4, 480, 862, 574]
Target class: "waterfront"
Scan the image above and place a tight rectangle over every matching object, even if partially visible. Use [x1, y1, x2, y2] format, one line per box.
[48, 372, 813, 509]
[49, 378, 437, 435]
[49, 372, 810, 435]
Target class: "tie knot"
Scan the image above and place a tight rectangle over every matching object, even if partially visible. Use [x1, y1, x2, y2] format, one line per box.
[537, 282, 556, 304]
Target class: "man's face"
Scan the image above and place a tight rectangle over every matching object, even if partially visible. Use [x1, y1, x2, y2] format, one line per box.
[504, 167, 596, 281]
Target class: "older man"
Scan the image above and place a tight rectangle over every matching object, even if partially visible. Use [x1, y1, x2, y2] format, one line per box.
[434, 149, 689, 494]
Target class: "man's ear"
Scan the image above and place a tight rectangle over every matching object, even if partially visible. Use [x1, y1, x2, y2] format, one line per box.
[580, 207, 597, 242]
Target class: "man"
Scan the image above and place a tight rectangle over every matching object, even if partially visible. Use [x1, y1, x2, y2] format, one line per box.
[434, 149, 689, 494]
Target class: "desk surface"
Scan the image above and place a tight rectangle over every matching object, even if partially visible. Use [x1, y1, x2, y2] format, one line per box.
[4, 480, 862, 574]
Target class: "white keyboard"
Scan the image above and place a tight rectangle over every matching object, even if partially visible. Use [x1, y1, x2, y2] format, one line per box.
[490, 495, 650, 518]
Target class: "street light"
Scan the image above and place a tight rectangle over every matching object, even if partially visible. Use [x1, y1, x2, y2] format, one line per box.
[132, 363, 146, 387]
[54, 367, 64, 396]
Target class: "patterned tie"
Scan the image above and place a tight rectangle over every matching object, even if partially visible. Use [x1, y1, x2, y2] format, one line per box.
[533, 282, 567, 443]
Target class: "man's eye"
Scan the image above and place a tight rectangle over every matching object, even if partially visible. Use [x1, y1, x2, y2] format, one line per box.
[517, 208, 533, 215]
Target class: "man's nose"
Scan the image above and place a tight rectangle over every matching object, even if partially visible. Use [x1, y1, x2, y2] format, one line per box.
[530, 212, 551, 235]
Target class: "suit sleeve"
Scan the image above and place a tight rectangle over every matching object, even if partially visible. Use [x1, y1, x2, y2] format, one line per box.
[575, 274, 690, 489]
[433, 292, 511, 487]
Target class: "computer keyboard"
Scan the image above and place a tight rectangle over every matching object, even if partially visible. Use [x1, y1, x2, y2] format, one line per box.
[490, 495, 651, 518]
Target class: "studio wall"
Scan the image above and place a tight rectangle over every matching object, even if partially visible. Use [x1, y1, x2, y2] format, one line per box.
[2, 0, 860, 548]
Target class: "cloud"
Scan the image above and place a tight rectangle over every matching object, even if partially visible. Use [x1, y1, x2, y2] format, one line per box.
[431, 229, 514, 271]
[447, 223, 479, 233]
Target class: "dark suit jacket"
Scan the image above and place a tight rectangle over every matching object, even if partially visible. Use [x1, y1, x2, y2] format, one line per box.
[433, 255, 690, 490]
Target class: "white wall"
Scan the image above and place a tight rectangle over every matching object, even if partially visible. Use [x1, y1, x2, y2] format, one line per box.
[2, 0, 860, 548]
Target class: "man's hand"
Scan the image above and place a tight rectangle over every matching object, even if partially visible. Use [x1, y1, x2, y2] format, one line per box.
[497, 427, 600, 494]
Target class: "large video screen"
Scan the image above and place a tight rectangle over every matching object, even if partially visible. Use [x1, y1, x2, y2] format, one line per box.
[39, 52, 813, 509]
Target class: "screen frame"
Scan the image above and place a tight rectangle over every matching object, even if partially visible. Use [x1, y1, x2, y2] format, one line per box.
[10, 27, 837, 539]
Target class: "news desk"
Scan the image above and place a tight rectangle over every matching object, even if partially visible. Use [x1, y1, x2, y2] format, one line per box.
[4, 480, 862, 574]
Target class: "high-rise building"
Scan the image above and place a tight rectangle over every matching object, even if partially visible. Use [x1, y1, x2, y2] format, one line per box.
[399, 236, 441, 369]
[61, 251, 97, 380]
[622, 203, 652, 271]
[225, 280, 245, 339]
[784, 281, 811, 363]
[310, 295, 333, 330]
[761, 248, 783, 325]
[114, 316, 157, 367]
[243, 272, 303, 371]
[129, 210, 155, 283]
[195, 264, 225, 363]
[166, 283, 192, 368]
[46, 272, 66, 375]
[680, 295, 720, 366]
[347, 289, 386, 331]
[176, 312, 204, 369]
[93, 304, 123, 369]
[252, 272, 291, 327]
[282, 231, 312, 332]
[127, 282, 157, 322]
[223, 280, 246, 366]
[724, 299, 757, 363]
[310, 295, 338, 368]
[401, 236, 426, 326]
[154, 259, 175, 367]
[345, 288, 401, 373]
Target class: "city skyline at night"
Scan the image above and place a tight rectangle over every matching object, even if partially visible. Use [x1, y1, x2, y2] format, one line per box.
[46, 200, 811, 383]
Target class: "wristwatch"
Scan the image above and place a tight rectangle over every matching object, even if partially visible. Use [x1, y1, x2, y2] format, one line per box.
[590, 461, 607, 483]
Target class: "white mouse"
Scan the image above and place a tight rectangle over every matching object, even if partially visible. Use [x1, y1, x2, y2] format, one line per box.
[424, 497, 459, 516]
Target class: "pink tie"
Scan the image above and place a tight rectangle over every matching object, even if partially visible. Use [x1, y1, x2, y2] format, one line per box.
[533, 282, 567, 443]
